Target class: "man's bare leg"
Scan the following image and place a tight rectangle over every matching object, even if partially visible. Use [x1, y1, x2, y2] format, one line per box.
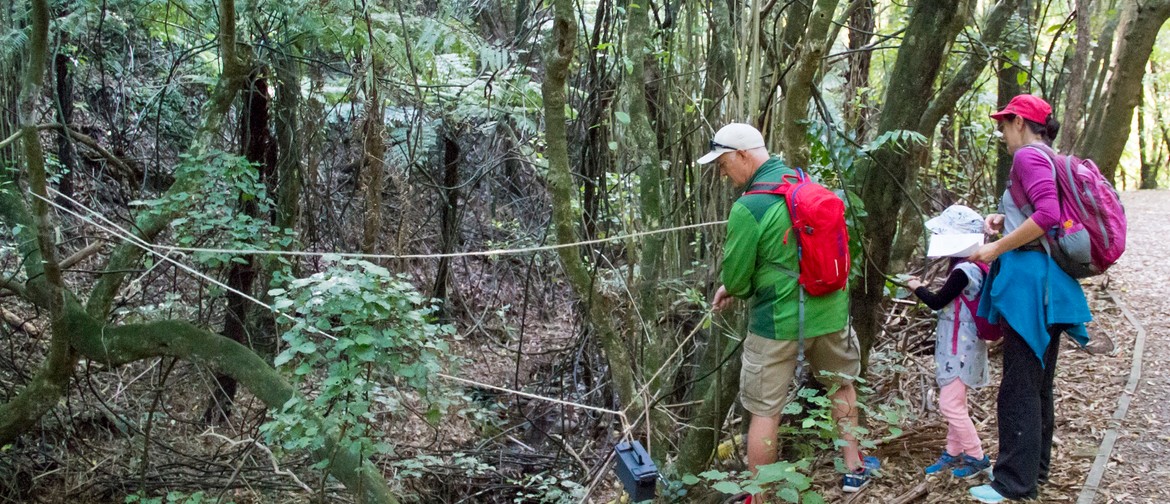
[830, 382, 862, 471]
[747, 413, 781, 472]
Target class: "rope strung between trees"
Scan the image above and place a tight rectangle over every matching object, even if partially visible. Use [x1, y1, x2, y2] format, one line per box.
[115, 220, 728, 260]
[32, 188, 728, 444]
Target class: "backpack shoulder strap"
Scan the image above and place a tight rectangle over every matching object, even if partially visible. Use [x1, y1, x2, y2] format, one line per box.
[1022, 142, 1059, 159]
[743, 182, 784, 195]
[955, 261, 986, 303]
[950, 298, 962, 355]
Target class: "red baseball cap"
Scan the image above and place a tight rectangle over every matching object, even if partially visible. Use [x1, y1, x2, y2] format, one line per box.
[990, 94, 1052, 124]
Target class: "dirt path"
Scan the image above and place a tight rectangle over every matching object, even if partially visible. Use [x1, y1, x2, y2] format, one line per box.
[1096, 190, 1170, 503]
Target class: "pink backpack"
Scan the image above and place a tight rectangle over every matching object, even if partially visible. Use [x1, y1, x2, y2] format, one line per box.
[954, 262, 1002, 343]
[1012, 145, 1127, 278]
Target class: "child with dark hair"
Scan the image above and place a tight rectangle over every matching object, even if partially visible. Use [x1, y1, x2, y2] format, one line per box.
[907, 205, 992, 480]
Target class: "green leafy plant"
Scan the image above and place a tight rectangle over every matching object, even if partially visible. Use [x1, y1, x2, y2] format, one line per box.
[778, 385, 840, 456]
[260, 257, 457, 466]
[679, 368, 909, 502]
[393, 452, 493, 479]
[861, 129, 929, 154]
[134, 150, 296, 271]
[680, 462, 823, 504]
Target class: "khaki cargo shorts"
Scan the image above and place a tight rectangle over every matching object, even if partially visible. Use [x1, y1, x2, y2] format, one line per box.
[739, 327, 861, 417]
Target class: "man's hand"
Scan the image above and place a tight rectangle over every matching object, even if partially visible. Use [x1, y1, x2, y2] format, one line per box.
[906, 276, 923, 291]
[713, 285, 734, 311]
[984, 214, 1006, 235]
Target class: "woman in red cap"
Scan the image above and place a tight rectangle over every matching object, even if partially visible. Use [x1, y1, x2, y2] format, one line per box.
[966, 95, 1093, 502]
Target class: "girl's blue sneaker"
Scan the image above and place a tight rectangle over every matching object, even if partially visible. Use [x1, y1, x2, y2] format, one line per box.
[969, 484, 1006, 503]
[952, 454, 992, 478]
[924, 451, 960, 475]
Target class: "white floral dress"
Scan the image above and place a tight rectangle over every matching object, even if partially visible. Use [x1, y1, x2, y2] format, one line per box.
[934, 262, 990, 388]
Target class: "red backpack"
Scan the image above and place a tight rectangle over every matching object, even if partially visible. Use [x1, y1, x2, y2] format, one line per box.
[744, 168, 850, 296]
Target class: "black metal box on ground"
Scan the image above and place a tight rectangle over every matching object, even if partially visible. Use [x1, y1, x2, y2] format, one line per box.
[614, 440, 657, 502]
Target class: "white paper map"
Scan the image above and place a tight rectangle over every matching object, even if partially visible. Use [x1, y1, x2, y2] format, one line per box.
[927, 233, 985, 258]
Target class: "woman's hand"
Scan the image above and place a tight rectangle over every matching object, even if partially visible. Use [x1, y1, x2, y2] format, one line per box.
[984, 214, 1006, 235]
[971, 217, 1045, 264]
[712, 285, 734, 311]
[968, 242, 1002, 264]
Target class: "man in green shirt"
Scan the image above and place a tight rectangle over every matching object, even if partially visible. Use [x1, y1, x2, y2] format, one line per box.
[700, 123, 878, 494]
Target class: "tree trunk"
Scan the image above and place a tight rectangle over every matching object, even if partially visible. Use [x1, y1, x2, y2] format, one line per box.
[625, 23, 663, 248]
[622, 0, 673, 459]
[995, 1, 1032, 196]
[624, 0, 664, 316]
[303, 63, 325, 244]
[844, 0, 875, 139]
[920, 0, 1020, 134]
[0, 4, 22, 169]
[887, 0, 1018, 271]
[513, 0, 528, 39]
[887, 153, 927, 274]
[541, 0, 637, 411]
[1079, 0, 1170, 183]
[54, 53, 78, 206]
[4, 0, 249, 445]
[850, 0, 967, 369]
[1057, 0, 1093, 150]
[995, 62, 1021, 195]
[1137, 86, 1154, 189]
[1153, 119, 1168, 188]
[779, 0, 840, 168]
[780, 0, 812, 57]
[274, 45, 302, 232]
[204, 70, 274, 424]
[1077, 7, 1122, 153]
[701, 0, 734, 129]
[0, 0, 74, 451]
[1146, 73, 1169, 189]
[671, 318, 743, 476]
[360, 57, 386, 255]
[199, 0, 248, 145]
[432, 134, 461, 311]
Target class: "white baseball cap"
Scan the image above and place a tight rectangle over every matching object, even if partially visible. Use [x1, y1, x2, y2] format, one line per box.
[697, 123, 766, 164]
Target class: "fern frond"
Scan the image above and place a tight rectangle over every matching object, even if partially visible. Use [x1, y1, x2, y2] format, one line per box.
[0, 28, 29, 62]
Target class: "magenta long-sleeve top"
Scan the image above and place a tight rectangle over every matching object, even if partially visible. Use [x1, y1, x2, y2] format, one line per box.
[1009, 145, 1061, 230]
